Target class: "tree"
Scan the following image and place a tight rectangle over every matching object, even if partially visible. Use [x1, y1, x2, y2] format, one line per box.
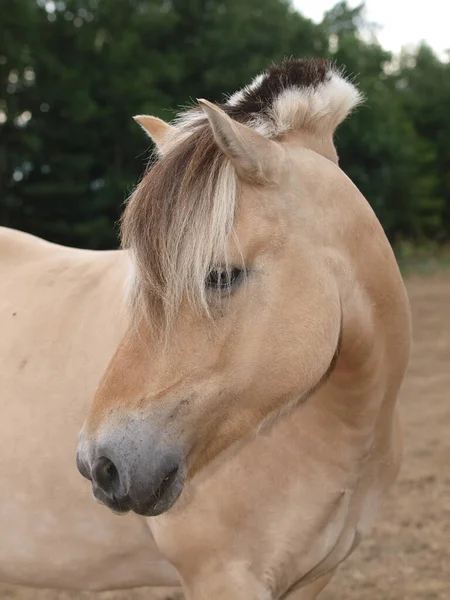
[322, 2, 443, 242]
[1, 0, 449, 248]
[1, 0, 327, 248]
[396, 43, 450, 240]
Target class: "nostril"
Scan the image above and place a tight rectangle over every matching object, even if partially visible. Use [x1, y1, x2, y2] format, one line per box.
[92, 457, 120, 496]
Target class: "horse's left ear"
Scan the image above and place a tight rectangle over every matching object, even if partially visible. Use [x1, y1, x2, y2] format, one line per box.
[133, 115, 176, 154]
[197, 99, 284, 183]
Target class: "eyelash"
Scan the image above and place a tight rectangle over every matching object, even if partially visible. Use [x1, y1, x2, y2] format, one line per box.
[205, 267, 244, 292]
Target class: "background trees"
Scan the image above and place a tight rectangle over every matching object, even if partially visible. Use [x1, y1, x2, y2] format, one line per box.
[1, 0, 449, 249]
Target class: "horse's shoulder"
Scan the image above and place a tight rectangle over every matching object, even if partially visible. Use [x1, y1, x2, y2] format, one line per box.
[0, 227, 106, 266]
[0, 227, 61, 263]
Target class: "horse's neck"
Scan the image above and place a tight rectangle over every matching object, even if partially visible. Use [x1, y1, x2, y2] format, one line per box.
[281, 130, 339, 164]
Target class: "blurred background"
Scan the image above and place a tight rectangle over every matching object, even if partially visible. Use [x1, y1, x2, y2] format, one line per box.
[2, 0, 450, 256]
[1, 1, 449, 599]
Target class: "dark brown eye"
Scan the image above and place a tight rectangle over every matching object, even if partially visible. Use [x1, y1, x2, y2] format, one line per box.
[205, 267, 243, 291]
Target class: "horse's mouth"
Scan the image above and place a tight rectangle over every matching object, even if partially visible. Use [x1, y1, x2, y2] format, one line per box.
[131, 467, 184, 517]
[91, 466, 184, 517]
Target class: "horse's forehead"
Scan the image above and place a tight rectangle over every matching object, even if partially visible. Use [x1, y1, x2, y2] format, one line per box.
[229, 183, 285, 251]
[233, 142, 325, 227]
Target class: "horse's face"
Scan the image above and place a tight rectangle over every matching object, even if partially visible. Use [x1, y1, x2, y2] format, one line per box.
[77, 63, 360, 516]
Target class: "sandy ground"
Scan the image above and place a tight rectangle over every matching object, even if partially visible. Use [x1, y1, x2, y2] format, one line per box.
[1, 272, 449, 600]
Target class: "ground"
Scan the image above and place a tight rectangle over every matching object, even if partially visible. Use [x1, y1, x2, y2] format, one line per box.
[1, 272, 449, 600]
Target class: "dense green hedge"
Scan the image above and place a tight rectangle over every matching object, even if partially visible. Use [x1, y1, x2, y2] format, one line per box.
[1, 0, 449, 249]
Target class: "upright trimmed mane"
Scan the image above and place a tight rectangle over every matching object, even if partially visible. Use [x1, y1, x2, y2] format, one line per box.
[121, 58, 362, 329]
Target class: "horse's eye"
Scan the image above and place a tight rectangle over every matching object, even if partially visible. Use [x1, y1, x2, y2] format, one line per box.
[205, 267, 243, 291]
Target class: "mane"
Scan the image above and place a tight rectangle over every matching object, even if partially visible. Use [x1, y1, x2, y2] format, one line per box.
[121, 58, 362, 330]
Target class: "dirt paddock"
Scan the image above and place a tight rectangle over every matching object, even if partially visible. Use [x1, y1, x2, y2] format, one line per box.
[1, 272, 449, 600]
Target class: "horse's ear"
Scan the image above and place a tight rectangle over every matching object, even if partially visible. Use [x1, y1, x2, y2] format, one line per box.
[133, 115, 175, 153]
[197, 99, 284, 183]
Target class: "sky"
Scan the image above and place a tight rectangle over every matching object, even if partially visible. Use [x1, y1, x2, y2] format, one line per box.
[293, 0, 450, 59]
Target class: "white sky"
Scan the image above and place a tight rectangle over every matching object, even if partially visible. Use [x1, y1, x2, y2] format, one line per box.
[293, 0, 450, 59]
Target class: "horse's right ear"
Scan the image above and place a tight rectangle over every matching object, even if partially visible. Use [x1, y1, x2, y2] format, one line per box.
[133, 115, 176, 154]
[197, 99, 284, 183]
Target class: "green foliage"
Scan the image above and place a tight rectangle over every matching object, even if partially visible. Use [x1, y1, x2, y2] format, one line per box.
[1, 0, 449, 248]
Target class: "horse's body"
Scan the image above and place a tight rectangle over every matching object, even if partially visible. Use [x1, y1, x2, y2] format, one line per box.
[0, 59, 411, 599]
[0, 228, 178, 590]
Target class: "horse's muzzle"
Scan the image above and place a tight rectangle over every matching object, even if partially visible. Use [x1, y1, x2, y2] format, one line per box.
[76, 420, 184, 517]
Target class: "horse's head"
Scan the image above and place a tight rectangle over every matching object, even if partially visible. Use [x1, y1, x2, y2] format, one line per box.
[77, 58, 365, 516]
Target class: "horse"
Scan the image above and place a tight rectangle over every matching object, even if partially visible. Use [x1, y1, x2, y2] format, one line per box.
[0, 58, 411, 599]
